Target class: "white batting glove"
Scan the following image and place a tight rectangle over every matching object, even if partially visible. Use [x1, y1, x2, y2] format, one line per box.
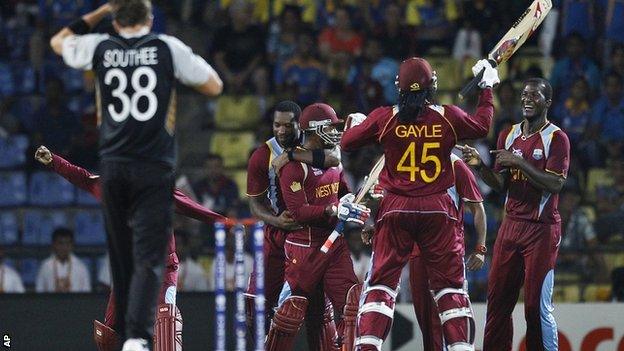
[337, 201, 371, 225]
[471, 59, 500, 89]
[344, 113, 367, 131]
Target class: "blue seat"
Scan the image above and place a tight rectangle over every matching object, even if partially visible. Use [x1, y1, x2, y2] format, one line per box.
[29, 171, 76, 206]
[0, 171, 27, 206]
[74, 210, 106, 246]
[11, 96, 42, 132]
[19, 258, 39, 286]
[22, 210, 69, 245]
[76, 188, 100, 206]
[10, 62, 36, 95]
[0, 135, 29, 169]
[0, 211, 19, 245]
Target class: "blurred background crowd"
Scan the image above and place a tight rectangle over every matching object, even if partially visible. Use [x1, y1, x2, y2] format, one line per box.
[0, 0, 623, 304]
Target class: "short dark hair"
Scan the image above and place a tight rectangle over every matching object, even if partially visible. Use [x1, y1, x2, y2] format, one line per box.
[112, 0, 152, 27]
[52, 227, 74, 242]
[275, 100, 302, 121]
[524, 77, 553, 101]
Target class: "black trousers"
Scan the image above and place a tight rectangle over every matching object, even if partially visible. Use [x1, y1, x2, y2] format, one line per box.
[100, 160, 174, 344]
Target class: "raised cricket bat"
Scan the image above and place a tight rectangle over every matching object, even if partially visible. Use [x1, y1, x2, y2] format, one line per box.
[458, 0, 553, 100]
[321, 155, 385, 253]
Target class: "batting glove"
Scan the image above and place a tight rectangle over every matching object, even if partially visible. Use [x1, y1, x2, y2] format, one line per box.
[471, 59, 500, 89]
[337, 200, 371, 225]
[344, 112, 367, 131]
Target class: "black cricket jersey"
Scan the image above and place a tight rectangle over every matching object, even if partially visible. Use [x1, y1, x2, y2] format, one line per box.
[61, 29, 216, 167]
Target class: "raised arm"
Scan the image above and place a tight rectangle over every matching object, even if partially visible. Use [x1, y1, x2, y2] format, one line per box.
[272, 147, 341, 173]
[50, 3, 112, 55]
[444, 89, 494, 141]
[35, 146, 101, 197]
[173, 189, 226, 222]
[341, 107, 392, 151]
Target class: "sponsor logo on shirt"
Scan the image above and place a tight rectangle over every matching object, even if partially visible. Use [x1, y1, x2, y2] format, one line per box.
[315, 182, 340, 198]
[512, 148, 523, 157]
[533, 149, 543, 160]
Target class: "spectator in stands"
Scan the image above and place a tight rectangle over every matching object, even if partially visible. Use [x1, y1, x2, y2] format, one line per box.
[452, 18, 482, 64]
[193, 154, 240, 218]
[209, 229, 253, 292]
[559, 0, 596, 41]
[318, 6, 363, 82]
[405, 0, 458, 53]
[345, 39, 393, 112]
[558, 187, 608, 282]
[608, 44, 624, 79]
[31, 77, 80, 156]
[550, 33, 601, 100]
[267, 5, 303, 84]
[594, 160, 624, 242]
[0, 33, 17, 137]
[212, 0, 266, 93]
[280, 32, 328, 106]
[603, 1, 624, 65]
[0, 247, 25, 293]
[38, 0, 93, 32]
[460, 0, 498, 54]
[372, 3, 415, 61]
[35, 227, 91, 292]
[175, 230, 209, 292]
[552, 76, 593, 146]
[589, 71, 624, 161]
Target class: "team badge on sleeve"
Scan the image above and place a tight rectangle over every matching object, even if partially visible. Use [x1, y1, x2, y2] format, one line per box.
[532, 149, 543, 160]
[290, 181, 302, 192]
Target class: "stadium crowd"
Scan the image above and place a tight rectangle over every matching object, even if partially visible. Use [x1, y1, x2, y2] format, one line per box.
[0, 0, 623, 303]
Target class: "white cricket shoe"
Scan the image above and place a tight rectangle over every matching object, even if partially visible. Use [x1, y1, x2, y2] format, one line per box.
[121, 338, 150, 351]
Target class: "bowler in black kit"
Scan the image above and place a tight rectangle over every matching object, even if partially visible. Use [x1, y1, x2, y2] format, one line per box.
[50, 1, 222, 350]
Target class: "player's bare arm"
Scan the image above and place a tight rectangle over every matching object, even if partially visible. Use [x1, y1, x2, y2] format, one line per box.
[459, 144, 508, 193]
[50, 3, 112, 55]
[271, 147, 341, 173]
[491, 149, 566, 194]
[464, 201, 487, 271]
[248, 195, 302, 231]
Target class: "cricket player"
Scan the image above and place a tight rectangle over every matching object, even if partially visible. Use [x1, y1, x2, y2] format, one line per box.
[50, 1, 222, 349]
[35, 146, 225, 351]
[266, 103, 369, 351]
[341, 57, 498, 351]
[358, 154, 486, 351]
[245, 100, 341, 348]
[461, 78, 569, 351]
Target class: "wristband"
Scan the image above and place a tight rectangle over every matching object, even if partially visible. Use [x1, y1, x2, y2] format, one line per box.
[287, 150, 295, 161]
[68, 18, 91, 35]
[475, 244, 487, 254]
[312, 149, 326, 168]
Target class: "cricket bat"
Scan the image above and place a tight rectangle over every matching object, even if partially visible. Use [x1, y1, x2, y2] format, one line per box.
[458, 0, 553, 100]
[321, 155, 385, 253]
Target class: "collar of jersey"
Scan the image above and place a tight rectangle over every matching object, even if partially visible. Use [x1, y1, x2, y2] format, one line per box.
[118, 26, 150, 39]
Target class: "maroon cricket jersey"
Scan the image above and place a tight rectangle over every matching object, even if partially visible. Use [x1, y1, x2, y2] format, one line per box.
[411, 155, 483, 257]
[246, 137, 287, 214]
[494, 121, 570, 223]
[278, 159, 349, 247]
[341, 89, 493, 199]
